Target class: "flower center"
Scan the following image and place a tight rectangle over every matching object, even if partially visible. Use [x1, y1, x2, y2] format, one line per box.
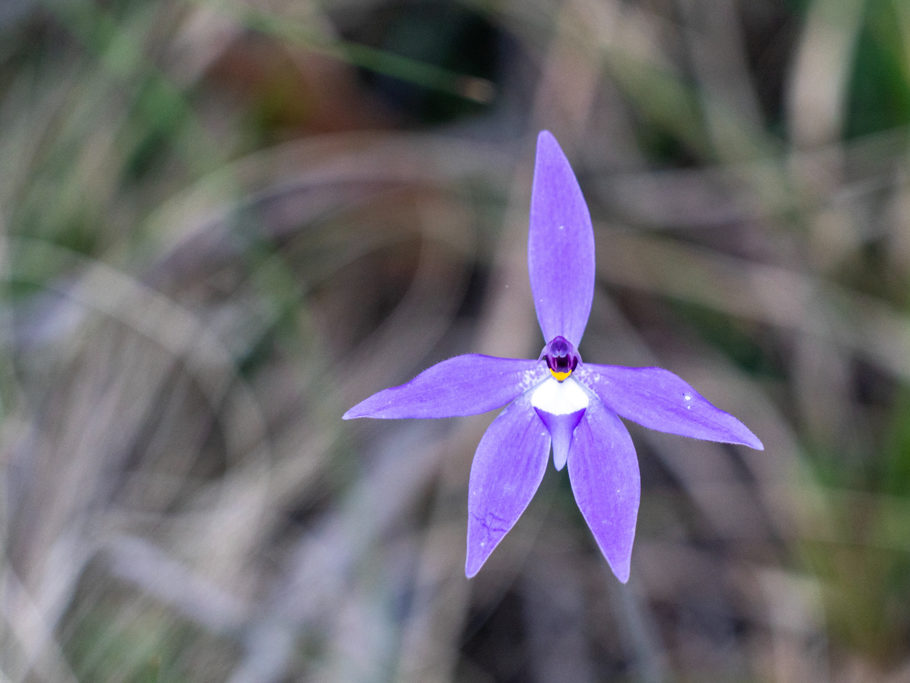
[540, 336, 581, 382]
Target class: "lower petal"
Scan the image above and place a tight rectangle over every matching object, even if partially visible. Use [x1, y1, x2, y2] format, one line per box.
[534, 408, 585, 471]
[567, 401, 640, 583]
[466, 398, 551, 577]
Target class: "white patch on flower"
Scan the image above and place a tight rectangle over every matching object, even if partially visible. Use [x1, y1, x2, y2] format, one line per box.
[577, 367, 601, 384]
[530, 377, 589, 415]
[518, 366, 547, 392]
[523, 370, 539, 388]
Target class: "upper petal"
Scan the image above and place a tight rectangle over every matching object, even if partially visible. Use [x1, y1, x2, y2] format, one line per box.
[344, 355, 546, 419]
[577, 364, 764, 450]
[567, 401, 640, 583]
[466, 398, 551, 577]
[528, 131, 596, 346]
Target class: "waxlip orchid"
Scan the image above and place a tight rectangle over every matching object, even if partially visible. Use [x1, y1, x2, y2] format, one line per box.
[343, 131, 763, 582]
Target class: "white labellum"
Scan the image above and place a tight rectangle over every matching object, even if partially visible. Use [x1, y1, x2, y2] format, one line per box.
[530, 377, 589, 415]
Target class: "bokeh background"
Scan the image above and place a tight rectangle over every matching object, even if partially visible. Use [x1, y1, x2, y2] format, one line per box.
[2, 0, 910, 680]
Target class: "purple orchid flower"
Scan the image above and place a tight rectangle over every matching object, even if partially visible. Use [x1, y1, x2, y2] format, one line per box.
[343, 131, 763, 582]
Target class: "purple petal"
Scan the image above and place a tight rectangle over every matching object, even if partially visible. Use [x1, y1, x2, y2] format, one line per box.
[577, 365, 764, 450]
[344, 355, 546, 419]
[534, 408, 585, 471]
[466, 399, 551, 577]
[567, 401, 640, 583]
[528, 130, 596, 346]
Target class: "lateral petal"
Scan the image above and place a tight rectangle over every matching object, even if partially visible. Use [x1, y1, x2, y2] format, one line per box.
[577, 365, 764, 450]
[344, 355, 546, 419]
[465, 399, 551, 577]
[567, 401, 640, 583]
[528, 131, 596, 347]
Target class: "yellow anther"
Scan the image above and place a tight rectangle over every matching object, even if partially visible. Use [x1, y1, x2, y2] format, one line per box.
[549, 369, 572, 382]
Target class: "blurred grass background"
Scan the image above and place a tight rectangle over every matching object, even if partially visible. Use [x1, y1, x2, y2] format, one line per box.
[1, 0, 910, 680]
